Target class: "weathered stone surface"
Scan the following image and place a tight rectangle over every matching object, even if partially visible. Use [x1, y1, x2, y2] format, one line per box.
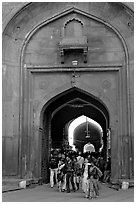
[2, 2, 134, 180]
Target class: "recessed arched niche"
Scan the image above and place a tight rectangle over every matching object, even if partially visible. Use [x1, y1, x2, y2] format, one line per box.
[59, 18, 88, 64]
[64, 18, 84, 37]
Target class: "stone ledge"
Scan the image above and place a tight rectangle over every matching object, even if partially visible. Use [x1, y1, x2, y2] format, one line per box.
[2, 177, 42, 193]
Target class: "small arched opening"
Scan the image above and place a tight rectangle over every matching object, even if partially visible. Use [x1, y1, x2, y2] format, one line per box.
[68, 115, 103, 153]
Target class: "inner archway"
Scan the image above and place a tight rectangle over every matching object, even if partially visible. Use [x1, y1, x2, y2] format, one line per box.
[41, 87, 109, 183]
[68, 115, 103, 152]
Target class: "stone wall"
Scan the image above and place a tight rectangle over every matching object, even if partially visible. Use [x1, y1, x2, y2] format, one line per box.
[2, 2, 134, 179]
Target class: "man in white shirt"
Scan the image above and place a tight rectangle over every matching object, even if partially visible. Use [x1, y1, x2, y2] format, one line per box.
[77, 151, 84, 168]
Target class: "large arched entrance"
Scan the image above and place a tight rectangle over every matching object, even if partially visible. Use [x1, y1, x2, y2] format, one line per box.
[2, 2, 133, 183]
[40, 87, 109, 183]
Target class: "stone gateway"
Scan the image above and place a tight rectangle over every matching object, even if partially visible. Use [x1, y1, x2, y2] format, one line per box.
[2, 2, 134, 184]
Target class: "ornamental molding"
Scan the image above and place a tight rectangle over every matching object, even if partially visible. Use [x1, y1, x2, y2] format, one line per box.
[2, 2, 133, 32]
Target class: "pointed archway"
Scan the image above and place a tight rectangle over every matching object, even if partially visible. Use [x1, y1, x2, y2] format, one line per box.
[40, 87, 109, 183]
[68, 115, 103, 152]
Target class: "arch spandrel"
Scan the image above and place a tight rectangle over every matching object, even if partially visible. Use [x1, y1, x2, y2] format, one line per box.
[2, 2, 133, 33]
[35, 85, 112, 129]
[23, 7, 124, 66]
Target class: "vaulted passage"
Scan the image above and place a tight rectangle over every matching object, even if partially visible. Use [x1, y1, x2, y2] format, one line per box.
[41, 87, 109, 183]
[68, 115, 103, 152]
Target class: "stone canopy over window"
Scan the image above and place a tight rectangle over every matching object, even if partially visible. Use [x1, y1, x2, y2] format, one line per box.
[59, 18, 88, 64]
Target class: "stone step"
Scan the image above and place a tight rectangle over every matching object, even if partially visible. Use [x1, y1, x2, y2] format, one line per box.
[2, 177, 42, 193]
[2, 185, 22, 193]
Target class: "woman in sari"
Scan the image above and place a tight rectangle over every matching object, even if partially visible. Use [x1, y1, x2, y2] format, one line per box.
[82, 158, 91, 198]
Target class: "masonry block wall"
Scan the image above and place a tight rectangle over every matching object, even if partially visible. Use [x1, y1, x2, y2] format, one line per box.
[2, 2, 134, 180]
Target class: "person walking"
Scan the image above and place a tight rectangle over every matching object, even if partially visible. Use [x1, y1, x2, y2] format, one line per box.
[57, 160, 65, 192]
[76, 152, 84, 189]
[103, 157, 111, 183]
[82, 158, 91, 198]
[72, 157, 81, 190]
[97, 154, 105, 182]
[65, 156, 75, 193]
[87, 162, 102, 199]
[60, 154, 67, 192]
[49, 155, 58, 188]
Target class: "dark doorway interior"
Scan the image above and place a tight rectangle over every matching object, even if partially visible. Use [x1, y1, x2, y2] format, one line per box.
[41, 87, 109, 183]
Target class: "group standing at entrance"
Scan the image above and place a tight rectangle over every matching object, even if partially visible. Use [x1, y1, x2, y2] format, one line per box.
[49, 140, 111, 200]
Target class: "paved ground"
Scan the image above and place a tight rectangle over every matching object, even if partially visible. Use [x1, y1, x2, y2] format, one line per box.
[2, 183, 134, 202]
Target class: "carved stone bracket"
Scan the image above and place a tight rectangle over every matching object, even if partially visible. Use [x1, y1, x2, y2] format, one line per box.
[59, 36, 88, 64]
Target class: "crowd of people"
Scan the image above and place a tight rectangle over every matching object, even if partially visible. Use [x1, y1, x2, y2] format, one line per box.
[49, 140, 111, 200]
